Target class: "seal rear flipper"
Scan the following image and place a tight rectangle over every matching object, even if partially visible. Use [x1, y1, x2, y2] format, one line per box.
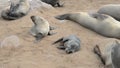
[48, 31, 57, 36]
[55, 14, 70, 20]
[34, 33, 44, 41]
[53, 37, 63, 44]
[57, 45, 65, 50]
[93, 45, 105, 65]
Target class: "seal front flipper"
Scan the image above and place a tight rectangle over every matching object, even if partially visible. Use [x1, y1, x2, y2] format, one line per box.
[53, 37, 63, 44]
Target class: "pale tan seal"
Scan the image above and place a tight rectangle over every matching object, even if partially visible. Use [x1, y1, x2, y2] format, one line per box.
[94, 41, 120, 68]
[98, 4, 120, 21]
[30, 16, 56, 41]
[1, 0, 30, 20]
[56, 12, 120, 38]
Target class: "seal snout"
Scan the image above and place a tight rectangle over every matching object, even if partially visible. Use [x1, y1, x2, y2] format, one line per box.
[31, 16, 36, 23]
[31, 16, 35, 19]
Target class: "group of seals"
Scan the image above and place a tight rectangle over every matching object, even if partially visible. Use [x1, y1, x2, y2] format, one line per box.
[94, 41, 120, 68]
[41, 0, 64, 7]
[30, 16, 56, 41]
[1, 0, 30, 20]
[1, 0, 64, 20]
[56, 12, 120, 38]
[53, 35, 80, 54]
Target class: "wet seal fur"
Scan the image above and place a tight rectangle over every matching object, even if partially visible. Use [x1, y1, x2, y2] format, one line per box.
[1, 0, 30, 20]
[30, 16, 56, 41]
[56, 12, 120, 38]
[41, 0, 64, 7]
[93, 41, 120, 68]
[53, 35, 80, 54]
[98, 4, 120, 21]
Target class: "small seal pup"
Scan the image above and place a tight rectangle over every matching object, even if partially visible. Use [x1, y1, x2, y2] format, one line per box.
[55, 12, 120, 38]
[1, 0, 30, 20]
[30, 16, 56, 41]
[98, 4, 120, 21]
[93, 41, 120, 68]
[53, 35, 80, 54]
[41, 0, 64, 7]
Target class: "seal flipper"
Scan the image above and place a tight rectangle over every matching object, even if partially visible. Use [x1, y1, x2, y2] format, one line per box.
[48, 31, 56, 36]
[34, 33, 44, 41]
[53, 37, 63, 44]
[57, 45, 65, 50]
[49, 26, 56, 30]
[93, 45, 105, 65]
[55, 14, 70, 20]
[56, 2, 64, 7]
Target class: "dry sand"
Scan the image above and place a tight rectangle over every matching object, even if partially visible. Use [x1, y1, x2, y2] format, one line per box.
[0, 0, 120, 68]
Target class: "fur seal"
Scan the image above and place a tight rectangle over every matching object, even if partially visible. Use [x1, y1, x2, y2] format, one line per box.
[30, 16, 56, 41]
[93, 41, 120, 68]
[41, 0, 63, 7]
[98, 4, 120, 21]
[53, 35, 80, 54]
[56, 12, 120, 38]
[1, 0, 30, 20]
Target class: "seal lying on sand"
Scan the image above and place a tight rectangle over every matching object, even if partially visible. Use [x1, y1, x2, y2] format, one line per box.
[56, 12, 120, 38]
[93, 41, 120, 68]
[1, 0, 30, 20]
[30, 16, 56, 41]
[41, 0, 64, 7]
[98, 4, 120, 21]
[53, 35, 80, 54]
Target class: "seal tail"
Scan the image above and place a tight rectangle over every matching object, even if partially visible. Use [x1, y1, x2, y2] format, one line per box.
[53, 37, 63, 44]
[55, 14, 70, 20]
[1, 10, 19, 20]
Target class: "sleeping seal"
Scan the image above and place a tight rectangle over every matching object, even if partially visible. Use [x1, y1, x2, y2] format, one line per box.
[41, 0, 64, 7]
[53, 35, 80, 54]
[30, 16, 56, 41]
[55, 12, 120, 38]
[94, 41, 120, 68]
[98, 4, 120, 21]
[1, 0, 30, 20]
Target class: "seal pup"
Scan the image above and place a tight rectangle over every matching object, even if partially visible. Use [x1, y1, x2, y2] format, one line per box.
[55, 12, 120, 38]
[1, 0, 30, 20]
[98, 4, 120, 21]
[93, 41, 120, 68]
[53, 35, 80, 54]
[30, 16, 56, 41]
[41, 0, 64, 7]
